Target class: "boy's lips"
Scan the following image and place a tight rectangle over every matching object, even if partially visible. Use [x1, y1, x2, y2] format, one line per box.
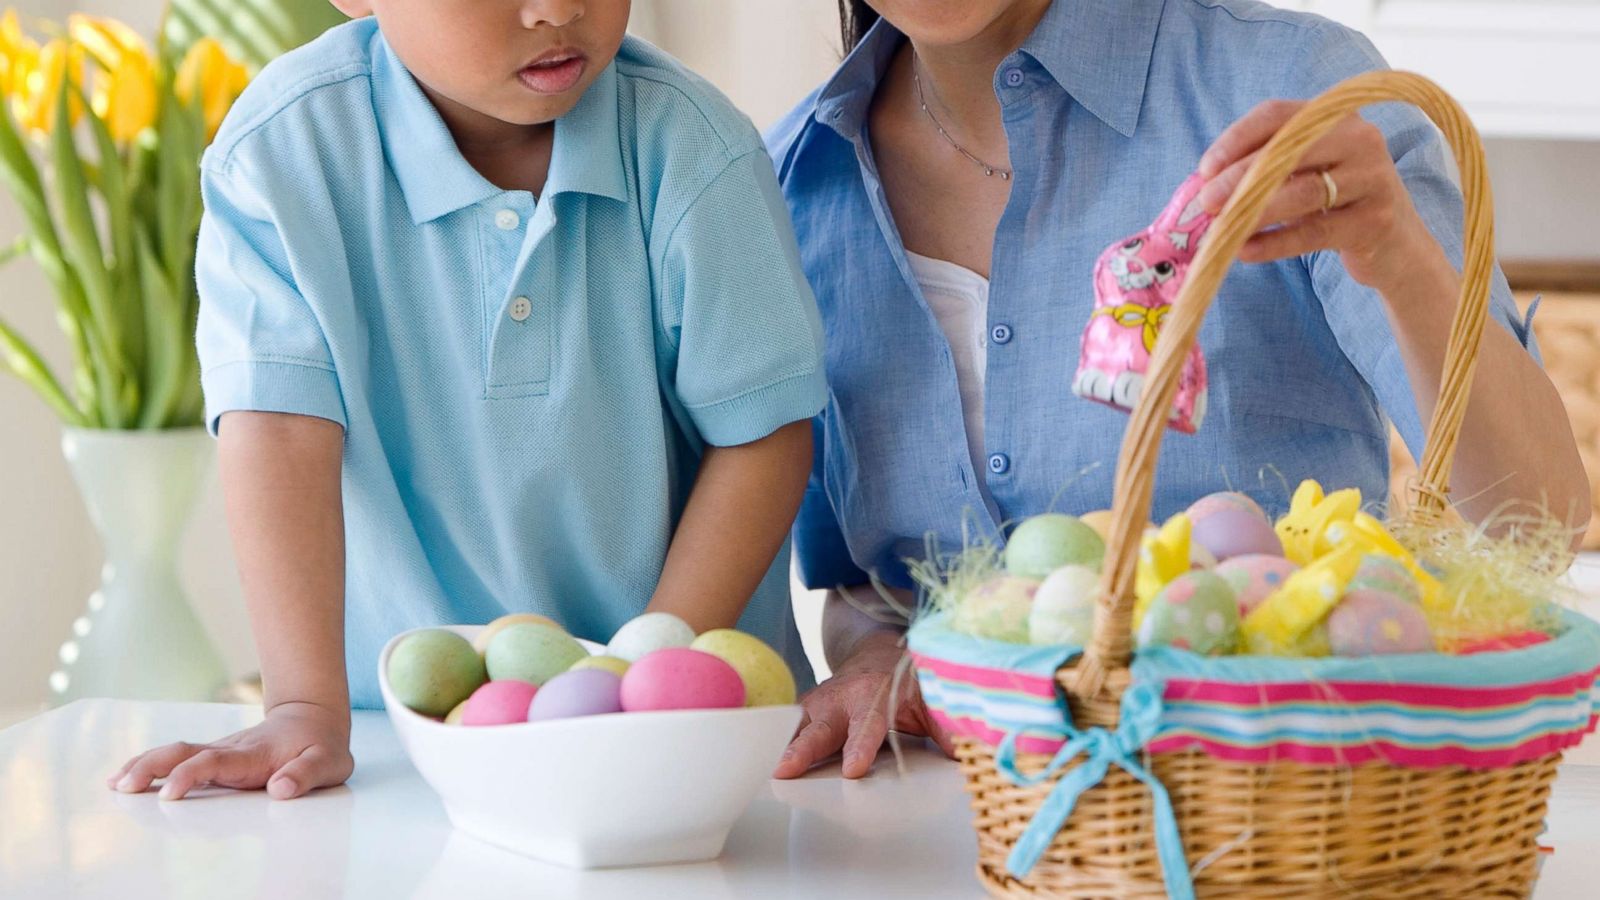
[518, 50, 587, 95]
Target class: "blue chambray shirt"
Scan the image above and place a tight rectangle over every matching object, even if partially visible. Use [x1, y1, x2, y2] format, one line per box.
[196, 20, 827, 707]
[767, 0, 1536, 591]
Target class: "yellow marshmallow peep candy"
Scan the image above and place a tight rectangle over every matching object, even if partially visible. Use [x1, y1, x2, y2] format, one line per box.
[1275, 480, 1362, 565]
[1134, 514, 1193, 628]
[1241, 541, 1363, 654]
[1324, 512, 1442, 612]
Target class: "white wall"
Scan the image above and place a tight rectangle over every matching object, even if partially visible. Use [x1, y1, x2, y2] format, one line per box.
[2, 0, 1596, 715]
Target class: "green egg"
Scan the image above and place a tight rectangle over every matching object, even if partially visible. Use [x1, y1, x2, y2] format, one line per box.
[485, 622, 589, 685]
[1347, 554, 1420, 605]
[1135, 571, 1239, 656]
[953, 575, 1041, 643]
[1003, 514, 1106, 578]
[387, 629, 486, 717]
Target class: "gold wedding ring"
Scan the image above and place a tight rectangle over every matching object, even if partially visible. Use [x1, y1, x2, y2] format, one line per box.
[1319, 169, 1339, 212]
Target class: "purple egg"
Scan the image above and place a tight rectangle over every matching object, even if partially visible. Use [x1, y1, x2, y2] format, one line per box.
[1187, 491, 1267, 523]
[1327, 589, 1434, 656]
[526, 668, 624, 722]
[1190, 507, 1283, 562]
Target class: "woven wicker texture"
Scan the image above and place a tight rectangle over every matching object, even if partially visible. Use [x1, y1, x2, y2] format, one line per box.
[962, 72, 1564, 898]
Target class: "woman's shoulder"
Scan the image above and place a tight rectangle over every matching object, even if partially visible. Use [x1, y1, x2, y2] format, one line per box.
[1159, 0, 1388, 96]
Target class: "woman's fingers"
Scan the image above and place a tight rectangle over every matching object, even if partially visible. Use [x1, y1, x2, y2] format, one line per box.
[1238, 202, 1375, 263]
[839, 690, 891, 779]
[774, 699, 847, 779]
[158, 745, 271, 800]
[266, 744, 353, 800]
[110, 742, 205, 793]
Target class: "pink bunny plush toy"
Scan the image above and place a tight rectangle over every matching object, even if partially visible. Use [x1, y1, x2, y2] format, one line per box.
[1072, 173, 1215, 433]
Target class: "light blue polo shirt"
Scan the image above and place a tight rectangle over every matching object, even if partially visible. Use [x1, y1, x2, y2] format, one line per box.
[196, 19, 828, 708]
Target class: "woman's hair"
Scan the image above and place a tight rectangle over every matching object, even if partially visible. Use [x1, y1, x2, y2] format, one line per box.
[838, 1, 881, 53]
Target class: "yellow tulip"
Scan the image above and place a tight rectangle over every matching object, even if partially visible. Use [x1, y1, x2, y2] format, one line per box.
[66, 14, 144, 67]
[0, 8, 40, 98]
[11, 38, 84, 139]
[176, 38, 249, 143]
[61, 15, 157, 144]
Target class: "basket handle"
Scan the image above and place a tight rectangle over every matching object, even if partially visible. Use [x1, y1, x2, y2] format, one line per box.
[1077, 71, 1496, 693]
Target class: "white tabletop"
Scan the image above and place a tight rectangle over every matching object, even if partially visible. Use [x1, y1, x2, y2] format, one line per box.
[2, 700, 1596, 899]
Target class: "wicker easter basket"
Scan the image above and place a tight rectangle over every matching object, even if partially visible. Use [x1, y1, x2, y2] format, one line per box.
[938, 71, 1599, 898]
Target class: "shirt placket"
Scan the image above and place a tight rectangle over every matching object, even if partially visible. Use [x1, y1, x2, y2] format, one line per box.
[482, 193, 555, 398]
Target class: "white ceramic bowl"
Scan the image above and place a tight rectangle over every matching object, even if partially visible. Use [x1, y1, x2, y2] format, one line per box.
[378, 625, 802, 869]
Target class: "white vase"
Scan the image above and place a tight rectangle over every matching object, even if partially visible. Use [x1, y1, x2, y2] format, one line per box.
[49, 427, 228, 703]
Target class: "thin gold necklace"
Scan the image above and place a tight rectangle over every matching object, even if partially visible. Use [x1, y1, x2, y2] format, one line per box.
[911, 52, 1013, 181]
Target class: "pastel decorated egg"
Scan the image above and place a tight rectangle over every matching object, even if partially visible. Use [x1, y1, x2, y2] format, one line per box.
[1217, 555, 1300, 617]
[607, 612, 697, 662]
[1190, 507, 1283, 563]
[387, 629, 487, 718]
[473, 612, 562, 653]
[1135, 571, 1239, 656]
[952, 575, 1041, 643]
[485, 622, 589, 685]
[1003, 514, 1105, 578]
[620, 648, 746, 712]
[1326, 589, 1435, 656]
[444, 699, 469, 726]
[691, 629, 797, 706]
[527, 668, 624, 721]
[569, 654, 630, 677]
[1186, 491, 1267, 523]
[1028, 565, 1100, 646]
[1347, 554, 1420, 605]
[1079, 510, 1114, 541]
[460, 679, 540, 726]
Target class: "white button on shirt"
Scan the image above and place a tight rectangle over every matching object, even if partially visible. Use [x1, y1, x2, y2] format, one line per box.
[509, 296, 532, 321]
[495, 209, 520, 230]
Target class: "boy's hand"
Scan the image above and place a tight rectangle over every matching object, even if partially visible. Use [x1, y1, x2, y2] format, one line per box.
[106, 701, 353, 801]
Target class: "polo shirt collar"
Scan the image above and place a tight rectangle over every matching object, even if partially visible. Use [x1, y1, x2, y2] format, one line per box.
[374, 32, 627, 225]
[811, 0, 1161, 141]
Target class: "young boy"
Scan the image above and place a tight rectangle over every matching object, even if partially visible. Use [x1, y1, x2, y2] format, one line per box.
[108, 0, 825, 800]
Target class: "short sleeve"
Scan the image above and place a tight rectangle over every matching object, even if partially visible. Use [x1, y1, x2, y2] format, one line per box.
[195, 161, 346, 435]
[1292, 23, 1537, 461]
[793, 417, 871, 590]
[658, 149, 828, 447]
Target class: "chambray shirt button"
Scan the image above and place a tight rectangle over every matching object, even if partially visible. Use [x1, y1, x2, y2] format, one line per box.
[991, 323, 1013, 344]
[1004, 67, 1024, 87]
[494, 209, 520, 231]
[508, 296, 532, 322]
[988, 452, 1011, 475]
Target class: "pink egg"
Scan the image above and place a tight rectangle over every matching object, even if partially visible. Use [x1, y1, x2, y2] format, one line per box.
[460, 680, 540, 726]
[527, 668, 624, 721]
[1217, 554, 1300, 617]
[1327, 589, 1434, 656]
[620, 648, 745, 712]
[1190, 507, 1283, 562]
[1187, 491, 1267, 523]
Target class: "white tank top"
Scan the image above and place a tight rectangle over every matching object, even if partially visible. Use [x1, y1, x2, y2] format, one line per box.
[905, 250, 994, 508]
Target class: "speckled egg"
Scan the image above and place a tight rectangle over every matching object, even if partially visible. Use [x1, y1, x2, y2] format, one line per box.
[1135, 571, 1239, 655]
[1217, 555, 1300, 617]
[1187, 491, 1268, 523]
[460, 679, 540, 726]
[569, 654, 630, 677]
[620, 648, 746, 712]
[1003, 514, 1105, 578]
[1326, 589, 1435, 656]
[607, 612, 697, 663]
[691, 629, 797, 706]
[1190, 507, 1284, 562]
[952, 575, 1041, 643]
[527, 668, 624, 721]
[473, 612, 562, 653]
[1347, 554, 1421, 605]
[387, 629, 487, 718]
[485, 623, 589, 686]
[1028, 565, 1100, 646]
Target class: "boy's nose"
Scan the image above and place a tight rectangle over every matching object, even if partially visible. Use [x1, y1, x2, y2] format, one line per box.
[521, 1, 584, 30]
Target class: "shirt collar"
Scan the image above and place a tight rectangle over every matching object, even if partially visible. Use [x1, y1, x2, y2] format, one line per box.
[374, 32, 627, 225]
[811, 0, 1161, 141]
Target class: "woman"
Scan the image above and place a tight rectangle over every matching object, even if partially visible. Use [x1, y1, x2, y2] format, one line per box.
[769, 0, 1587, 779]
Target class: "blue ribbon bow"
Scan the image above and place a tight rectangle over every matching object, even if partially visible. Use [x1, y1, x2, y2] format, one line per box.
[993, 680, 1193, 900]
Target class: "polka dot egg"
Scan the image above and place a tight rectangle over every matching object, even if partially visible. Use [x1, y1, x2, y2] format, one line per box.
[1136, 571, 1239, 656]
[1327, 589, 1435, 656]
[1347, 554, 1421, 606]
[1216, 554, 1300, 617]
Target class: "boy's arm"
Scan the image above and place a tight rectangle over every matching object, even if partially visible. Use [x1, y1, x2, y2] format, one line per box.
[646, 420, 812, 631]
[108, 411, 353, 801]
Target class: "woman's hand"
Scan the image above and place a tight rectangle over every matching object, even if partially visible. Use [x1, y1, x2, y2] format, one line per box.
[1195, 99, 1438, 295]
[107, 700, 354, 801]
[774, 630, 954, 779]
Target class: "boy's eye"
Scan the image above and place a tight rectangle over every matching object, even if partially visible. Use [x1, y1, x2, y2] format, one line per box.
[1122, 238, 1144, 253]
[1153, 261, 1176, 281]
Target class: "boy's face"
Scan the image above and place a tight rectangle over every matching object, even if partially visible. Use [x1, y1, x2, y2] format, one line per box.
[335, 0, 630, 128]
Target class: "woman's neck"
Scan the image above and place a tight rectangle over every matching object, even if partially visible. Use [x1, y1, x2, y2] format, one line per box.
[905, 1, 1051, 143]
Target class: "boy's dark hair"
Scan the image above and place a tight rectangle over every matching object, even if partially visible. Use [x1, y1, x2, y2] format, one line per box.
[838, 0, 881, 53]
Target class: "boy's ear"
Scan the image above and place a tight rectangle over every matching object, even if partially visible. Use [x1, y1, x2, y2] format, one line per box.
[328, 0, 374, 16]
